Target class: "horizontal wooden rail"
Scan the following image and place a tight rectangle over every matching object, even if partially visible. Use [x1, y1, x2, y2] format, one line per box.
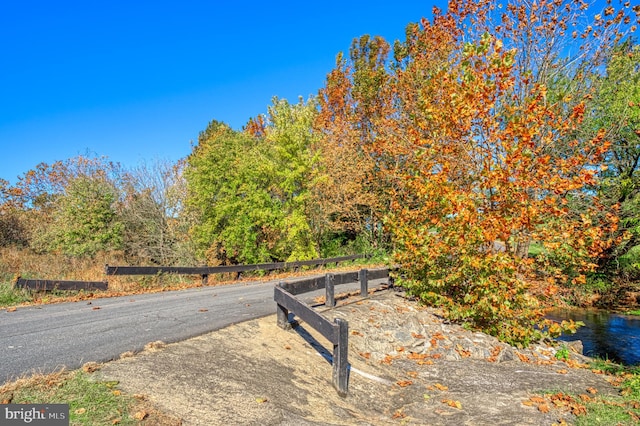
[15, 278, 108, 291]
[105, 254, 365, 283]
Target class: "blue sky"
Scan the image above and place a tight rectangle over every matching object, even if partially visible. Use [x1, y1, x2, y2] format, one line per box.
[0, 0, 447, 184]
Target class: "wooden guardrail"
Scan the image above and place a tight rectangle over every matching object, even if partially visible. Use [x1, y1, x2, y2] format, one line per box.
[274, 267, 391, 396]
[14, 278, 108, 291]
[105, 254, 365, 284]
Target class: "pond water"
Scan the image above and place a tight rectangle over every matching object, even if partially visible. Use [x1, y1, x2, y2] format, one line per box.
[546, 309, 640, 366]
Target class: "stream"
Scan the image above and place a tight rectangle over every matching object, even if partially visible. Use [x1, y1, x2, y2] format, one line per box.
[546, 308, 640, 366]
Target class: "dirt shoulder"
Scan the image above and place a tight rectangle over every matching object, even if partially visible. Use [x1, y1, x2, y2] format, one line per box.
[98, 290, 617, 425]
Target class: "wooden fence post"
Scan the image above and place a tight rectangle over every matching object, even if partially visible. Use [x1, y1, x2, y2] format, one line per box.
[332, 318, 349, 397]
[276, 283, 291, 329]
[325, 273, 335, 307]
[359, 269, 368, 296]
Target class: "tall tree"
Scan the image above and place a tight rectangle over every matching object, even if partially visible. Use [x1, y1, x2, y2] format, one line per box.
[360, 0, 635, 345]
[119, 159, 195, 265]
[314, 35, 393, 252]
[262, 97, 320, 261]
[592, 40, 640, 276]
[186, 121, 277, 264]
[185, 99, 321, 266]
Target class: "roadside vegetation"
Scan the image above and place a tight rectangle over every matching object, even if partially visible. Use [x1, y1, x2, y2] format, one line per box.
[1, 0, 639, 347]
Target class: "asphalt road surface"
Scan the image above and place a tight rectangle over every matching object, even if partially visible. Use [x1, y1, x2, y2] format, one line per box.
[1, 274, 375, 385]
[1, 279, 279, 384]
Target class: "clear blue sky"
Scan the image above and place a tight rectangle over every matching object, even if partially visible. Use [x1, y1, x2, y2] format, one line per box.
[0, 0, 446, 184]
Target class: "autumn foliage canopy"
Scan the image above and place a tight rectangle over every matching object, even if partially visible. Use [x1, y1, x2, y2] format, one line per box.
[316, 0, 637, 345]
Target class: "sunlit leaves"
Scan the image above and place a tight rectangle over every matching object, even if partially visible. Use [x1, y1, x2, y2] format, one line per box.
[185, 99, 320, 265]
[356, 0, 630, 346]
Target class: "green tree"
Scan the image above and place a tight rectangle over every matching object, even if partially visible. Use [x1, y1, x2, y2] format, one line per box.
[186, 98, 321, 265]
[186, 121, 283, 264]
[592, 41, 640, 277]
[263, 97, 319, 261]
[42, 175, 123, 257]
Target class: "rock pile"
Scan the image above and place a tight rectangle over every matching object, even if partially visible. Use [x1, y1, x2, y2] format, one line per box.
[328, 290, 589, 368]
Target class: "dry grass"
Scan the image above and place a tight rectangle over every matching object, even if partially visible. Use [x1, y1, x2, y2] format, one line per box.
[0, 247, 123, 282]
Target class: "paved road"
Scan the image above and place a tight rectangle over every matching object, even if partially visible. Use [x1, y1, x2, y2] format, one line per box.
[1, 279, 279, 384]
[0, 273, 375, 385]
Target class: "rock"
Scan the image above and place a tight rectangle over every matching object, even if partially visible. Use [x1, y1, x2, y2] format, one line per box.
[565, 340, 584, 355]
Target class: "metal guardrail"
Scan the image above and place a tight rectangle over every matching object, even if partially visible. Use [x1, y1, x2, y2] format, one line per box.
[274, 268, 391, 396]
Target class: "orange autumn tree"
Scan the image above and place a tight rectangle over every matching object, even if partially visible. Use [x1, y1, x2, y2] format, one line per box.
[313, 35, 394, 251]
[368, 0, 633, 346]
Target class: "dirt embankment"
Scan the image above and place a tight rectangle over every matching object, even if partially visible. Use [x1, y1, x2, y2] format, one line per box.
[98, 290, 616, 425]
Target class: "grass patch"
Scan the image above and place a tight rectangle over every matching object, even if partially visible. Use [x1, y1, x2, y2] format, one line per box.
[0, 369, 180, 425]
[547, 359, 640, 425]
[625, 309, 640, 316]
[0, 282, 32, 307]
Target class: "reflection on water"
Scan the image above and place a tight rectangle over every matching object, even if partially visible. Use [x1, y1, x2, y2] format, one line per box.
[546, 309, 640, 366]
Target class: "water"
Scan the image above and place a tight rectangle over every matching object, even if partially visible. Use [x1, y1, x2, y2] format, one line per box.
[546, 308, 640, 366]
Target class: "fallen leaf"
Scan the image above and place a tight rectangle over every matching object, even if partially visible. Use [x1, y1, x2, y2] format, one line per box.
[423, 394, 431, 401]
[455, 344, 472, 358]
[133, 411, 148, 421]
[104, 381, 119, 389]
[537, 403, 550, 413]
[92, 306, 101, 310]
[432, 332, 446, 340]
[442, 399, 462, 409]
[433, 383, 448, 391]
[75, 408, 86, 415]
[284, 345, 291, 350]
[407, 371, 419, 378]
[556, 369, 568, 374]
[256, 397, 268, 403]
[112, 390, 121, 396]
[82, 362, 100, 373]
[392, 410, 406, 419]
[112, 419, 121, 425]
[359, 352, 371, 359]
[198, 308, 208, 312]
[396, 380, 413, 387]
[586, 387, 598, 394]
[380, 354, 397, 365]
[351, 330, 363, 336]
[407, 352, 428, 360]
[411, 332, 425, 339]
[5, 307, 16, 312]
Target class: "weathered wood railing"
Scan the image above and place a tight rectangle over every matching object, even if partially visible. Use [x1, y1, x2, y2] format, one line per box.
[105, 254, 365, 284]
[14, 278, 108, 291]
[274, 267, 391, 396]
[11, 255, 368, 294]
